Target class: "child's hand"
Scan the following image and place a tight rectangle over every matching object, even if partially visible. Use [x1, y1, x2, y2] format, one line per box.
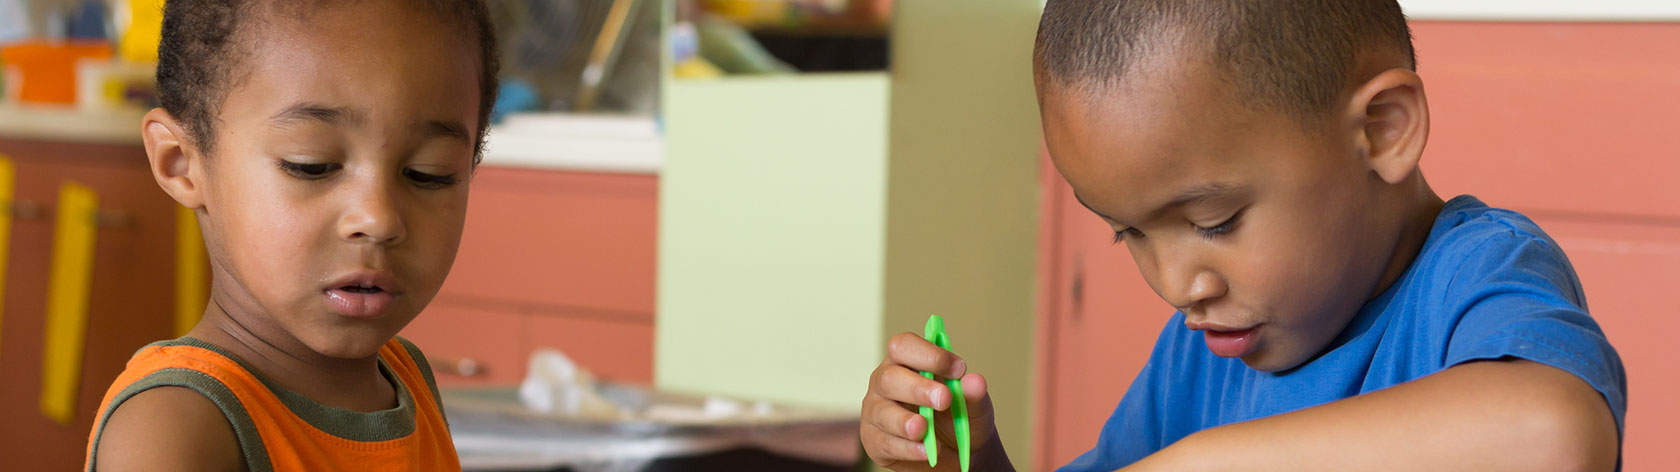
[861, 332, 1002, 471]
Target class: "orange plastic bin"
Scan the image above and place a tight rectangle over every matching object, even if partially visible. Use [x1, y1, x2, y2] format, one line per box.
[1, 41, 114, 105]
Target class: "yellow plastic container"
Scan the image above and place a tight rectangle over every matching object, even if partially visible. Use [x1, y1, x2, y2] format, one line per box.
[701, 0, 790, 26]
[118, 0, 166, 63]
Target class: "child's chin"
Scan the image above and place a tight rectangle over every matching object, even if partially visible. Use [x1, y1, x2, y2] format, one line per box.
[304, 332, 394, 359]
[1238, 347, 1309, 373]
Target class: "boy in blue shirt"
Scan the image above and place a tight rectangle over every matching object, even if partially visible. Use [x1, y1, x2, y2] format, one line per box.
[860, 1, 1626, 470]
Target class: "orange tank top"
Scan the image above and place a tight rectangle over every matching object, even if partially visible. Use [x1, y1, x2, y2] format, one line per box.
[84, 336, 460, 471]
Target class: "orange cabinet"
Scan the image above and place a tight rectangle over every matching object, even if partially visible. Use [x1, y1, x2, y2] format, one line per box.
[1528, 218, 1680, 471]
[525, 313, 654, 385]
[399, 302, 530, 386]
[399, 167, 658, 387]
[1032, 155, 1167, 472]
[1034, 21, 1680, 471]
[0, 138, 183, 471]
[1416, 22, 1680, 471]
[0, 143, 660, 469]
[440, 169, 658, 316]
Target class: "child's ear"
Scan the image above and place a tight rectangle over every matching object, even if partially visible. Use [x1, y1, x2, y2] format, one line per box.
[141, 108, 208, 209]
[1347, 68, 1430, 184]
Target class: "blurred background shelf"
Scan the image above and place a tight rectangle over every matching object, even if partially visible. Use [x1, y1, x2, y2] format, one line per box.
[0, 105, 143, 145]
[0, 106, 665, 173]
[482, 113, 663, 174]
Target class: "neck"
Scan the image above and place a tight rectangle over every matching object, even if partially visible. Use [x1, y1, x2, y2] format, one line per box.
[186, 279, 396, 412]
[1368, 174, 1446, 301]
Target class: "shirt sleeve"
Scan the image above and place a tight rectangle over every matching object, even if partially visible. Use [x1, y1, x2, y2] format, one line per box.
[1057, 313, 1198, 472]
[1442, 231, 1628, 433]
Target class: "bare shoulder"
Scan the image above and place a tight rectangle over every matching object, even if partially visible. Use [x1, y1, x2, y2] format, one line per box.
[93, 386, 244, 472]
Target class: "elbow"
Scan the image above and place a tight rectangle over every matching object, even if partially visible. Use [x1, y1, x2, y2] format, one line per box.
[1505, 384, 1620, 472]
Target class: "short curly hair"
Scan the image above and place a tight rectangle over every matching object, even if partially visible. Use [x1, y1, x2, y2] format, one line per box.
[1034, 0, 1415, 122]
[157, 0, 500, 163]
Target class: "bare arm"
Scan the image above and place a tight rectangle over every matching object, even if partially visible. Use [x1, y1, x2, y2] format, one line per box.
[1126, 359, 1618, 472]
[93, 386, 244, 472]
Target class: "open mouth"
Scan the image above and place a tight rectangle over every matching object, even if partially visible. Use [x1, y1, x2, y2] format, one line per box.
[324, 281, 396, 318]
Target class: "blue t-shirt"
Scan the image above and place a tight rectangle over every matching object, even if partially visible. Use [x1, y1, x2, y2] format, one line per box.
[1059, 195, 1627, 471]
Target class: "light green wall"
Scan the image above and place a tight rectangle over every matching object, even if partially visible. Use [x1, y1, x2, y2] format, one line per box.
[883, 0, 1046, 466]
[658, 1, 1045, 467]
[657, 74, 892, 410]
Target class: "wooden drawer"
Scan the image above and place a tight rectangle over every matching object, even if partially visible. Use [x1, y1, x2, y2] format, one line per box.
[441, 168, 657, 317]
[404, 167, 659, 389]
[397, 302, 528, 387]
[526, 313, 654, 385]
[1034, 161, 1171, 470]
[0, 140, 179, 471]
[397, 302, 656, 387]
[1413, 22, 1680, 220]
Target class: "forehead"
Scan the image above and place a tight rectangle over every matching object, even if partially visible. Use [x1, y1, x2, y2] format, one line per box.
[221, 1, 481, 127]
[1040, 56, 1269, 220]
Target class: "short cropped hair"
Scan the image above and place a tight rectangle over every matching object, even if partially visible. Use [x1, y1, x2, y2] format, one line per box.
[1034, 0, 1415, 120]
[157, 0, 500, 162]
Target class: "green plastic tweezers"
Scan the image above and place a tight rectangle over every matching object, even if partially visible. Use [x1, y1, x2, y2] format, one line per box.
[919, 315, 970, 472]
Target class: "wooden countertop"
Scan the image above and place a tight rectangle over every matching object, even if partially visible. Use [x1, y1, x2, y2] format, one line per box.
[0, 106, 662, 174]
[0, 105, 145, 146]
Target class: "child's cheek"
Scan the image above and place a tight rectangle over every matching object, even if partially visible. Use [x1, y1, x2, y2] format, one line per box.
[408, 198, 469, 291]
[222, 184, 328, 297]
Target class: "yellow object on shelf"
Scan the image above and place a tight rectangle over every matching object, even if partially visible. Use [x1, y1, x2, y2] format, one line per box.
[118, 0, 166, 63]
[701, 0, 791, 26]
[0, 155, 13, 356]
[673, 57, 724, 79]
[175, 206, 205, 336]
[41, 182, 99, 425]
[76, 60, 156, 112]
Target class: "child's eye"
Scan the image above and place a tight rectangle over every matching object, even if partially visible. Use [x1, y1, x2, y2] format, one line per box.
[278, 160, 340, 179]
[1194, 210, 1243, 240]
[403, 168, 459, 188]
[1112, 227, 1144, 244]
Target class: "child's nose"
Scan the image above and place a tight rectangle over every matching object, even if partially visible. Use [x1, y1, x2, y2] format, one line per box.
[338, 179, 407, 246]
[1156, 249, 1227, 312]
[1179, 271, 1228, 312]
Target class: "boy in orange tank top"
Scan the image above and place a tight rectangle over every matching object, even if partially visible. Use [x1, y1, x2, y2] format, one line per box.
[86, 1, 499, 470]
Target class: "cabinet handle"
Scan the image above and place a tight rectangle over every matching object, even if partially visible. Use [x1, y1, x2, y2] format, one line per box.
[8, 200, 46, 220]
[93, 209, 132, 228]
[432, 356, 485, 377]
[5, 202, 128, 227]
[1070, 259, 1085, 322]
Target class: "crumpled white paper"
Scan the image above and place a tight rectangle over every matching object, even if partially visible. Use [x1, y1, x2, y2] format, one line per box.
[517, 348, 624, 418]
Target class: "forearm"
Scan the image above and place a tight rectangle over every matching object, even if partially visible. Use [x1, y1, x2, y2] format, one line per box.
[1122, 360, 1617, 472]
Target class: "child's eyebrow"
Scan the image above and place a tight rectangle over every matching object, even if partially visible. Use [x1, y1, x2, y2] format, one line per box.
[1156, 182, 1242, 213]
[268, 103, 470, 145]
[420, 120, 472, 145]
[1074, 192, 1120, 222]
[1074, 182, 1242, 225]
[269, 103, 364, 128]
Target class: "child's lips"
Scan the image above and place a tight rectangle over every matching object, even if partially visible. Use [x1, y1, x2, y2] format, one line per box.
[324, 288, 395, 318]
[1202, 325, 1261, 358]
[326, 271, 402, 295]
